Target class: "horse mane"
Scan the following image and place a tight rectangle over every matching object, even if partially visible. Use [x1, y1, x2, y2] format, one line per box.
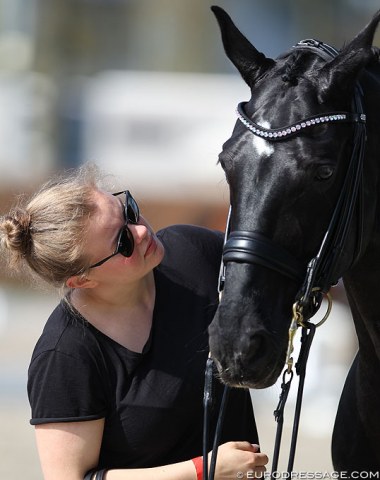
[281, 51, 307, 85]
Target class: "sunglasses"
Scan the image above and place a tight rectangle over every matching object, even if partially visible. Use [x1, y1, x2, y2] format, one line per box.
[88, 190, 140, 269]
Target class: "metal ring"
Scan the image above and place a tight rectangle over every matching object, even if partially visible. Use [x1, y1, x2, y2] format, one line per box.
[299, 290, 332, 328]
[282, 368, 294, 384]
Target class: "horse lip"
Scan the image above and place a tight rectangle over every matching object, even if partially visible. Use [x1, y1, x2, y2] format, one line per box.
[217, 365, 282, 389]
[212, 349, 285, 389]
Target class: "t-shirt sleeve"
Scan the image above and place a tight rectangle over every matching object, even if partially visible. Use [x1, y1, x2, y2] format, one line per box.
[28, 348, 109, 425]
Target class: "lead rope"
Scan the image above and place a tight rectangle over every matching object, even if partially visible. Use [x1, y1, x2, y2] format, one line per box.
[203, 207, 232, 480]
[286, 324, 316, 472]
[202, 357, 230, 480]
[272, 325, 316, 475]
[202, 356, 214, 480]
[271, 292, 331, 474]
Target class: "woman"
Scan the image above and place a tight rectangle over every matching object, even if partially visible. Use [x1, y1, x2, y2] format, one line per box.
[0, 165, 268, 480]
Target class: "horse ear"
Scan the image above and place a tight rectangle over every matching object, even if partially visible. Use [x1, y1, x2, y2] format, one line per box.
[211, 5, 275, 86]
[316, 9, 380, 103]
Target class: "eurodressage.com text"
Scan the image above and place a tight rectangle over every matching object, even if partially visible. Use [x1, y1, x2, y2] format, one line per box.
[236, 472, 380, 479]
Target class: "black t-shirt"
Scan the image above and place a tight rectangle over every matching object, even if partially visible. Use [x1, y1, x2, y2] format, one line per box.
[28, 225, 258, 469]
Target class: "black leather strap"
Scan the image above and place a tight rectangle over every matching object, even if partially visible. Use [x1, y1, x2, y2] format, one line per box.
[298, 85, 366, 308]
[294, 38, 339, 60]
[223, 231, 306, 282]
[84, 469, 108, 480]
[84, 470, 96, 480]
[96, 470, 108, 480]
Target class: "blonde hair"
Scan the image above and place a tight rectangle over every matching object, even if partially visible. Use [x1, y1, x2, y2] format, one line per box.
[0, 164, 105, 290]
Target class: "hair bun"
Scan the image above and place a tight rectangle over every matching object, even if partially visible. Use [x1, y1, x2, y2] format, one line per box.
[0, 209, 33, 256]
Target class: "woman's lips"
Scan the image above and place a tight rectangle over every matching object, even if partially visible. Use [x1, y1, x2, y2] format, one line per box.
[144, 236, 157, 257]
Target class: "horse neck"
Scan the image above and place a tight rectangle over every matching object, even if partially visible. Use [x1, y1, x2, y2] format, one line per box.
[341, 234, 380, 449]
[342, 232, 380, 362]
[342, 68, 380, 360]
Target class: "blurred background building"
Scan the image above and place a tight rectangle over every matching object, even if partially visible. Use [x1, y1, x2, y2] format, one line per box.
[0, 0, 377, 477]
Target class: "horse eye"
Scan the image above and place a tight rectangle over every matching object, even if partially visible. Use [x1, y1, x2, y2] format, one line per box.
[316, 165, 334, 181]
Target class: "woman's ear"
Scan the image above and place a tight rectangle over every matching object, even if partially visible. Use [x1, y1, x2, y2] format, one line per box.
[66, 274, 97, 289]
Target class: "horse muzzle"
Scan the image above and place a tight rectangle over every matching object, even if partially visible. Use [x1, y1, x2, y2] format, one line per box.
[209, 308, 287, 388]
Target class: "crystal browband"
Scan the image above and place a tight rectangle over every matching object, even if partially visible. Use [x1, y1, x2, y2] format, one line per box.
[236, 102, 366, 141]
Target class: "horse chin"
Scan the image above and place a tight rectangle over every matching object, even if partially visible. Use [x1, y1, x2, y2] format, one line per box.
[212, 355, 284, 389]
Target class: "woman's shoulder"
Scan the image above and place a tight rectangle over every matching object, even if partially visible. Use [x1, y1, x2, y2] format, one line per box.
[30, 301, 99, 362]
[28, 302, 110, 425]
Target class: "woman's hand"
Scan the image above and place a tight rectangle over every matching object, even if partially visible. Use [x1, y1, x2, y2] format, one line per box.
[211, 441, 269, 479]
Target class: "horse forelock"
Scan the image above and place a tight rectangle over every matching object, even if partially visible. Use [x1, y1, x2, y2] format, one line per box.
[280, 50, 313, 85]
[245, 54, 327, 129]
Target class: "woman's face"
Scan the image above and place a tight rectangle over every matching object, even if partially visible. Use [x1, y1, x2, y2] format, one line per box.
[83, 189, 165, 284]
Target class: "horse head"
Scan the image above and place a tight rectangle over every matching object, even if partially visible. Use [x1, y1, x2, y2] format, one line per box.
[209, 6, 380, 388]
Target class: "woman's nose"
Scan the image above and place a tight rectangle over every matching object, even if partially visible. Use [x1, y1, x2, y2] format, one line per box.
[129, 222, 149, 244]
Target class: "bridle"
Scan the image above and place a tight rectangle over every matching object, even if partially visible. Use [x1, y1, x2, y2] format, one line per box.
[222, 43, 366, 317]
[204, 39, 367, 478]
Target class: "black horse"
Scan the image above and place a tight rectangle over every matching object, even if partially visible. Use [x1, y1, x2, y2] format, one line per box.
[208, 6, 380, 472]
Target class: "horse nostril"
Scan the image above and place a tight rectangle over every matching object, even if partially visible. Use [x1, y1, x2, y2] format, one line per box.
[248, 334, 266, 360]
[234, 333, 266, 368]
[245, 335, 264, 364]
[211, 328, 283, 388]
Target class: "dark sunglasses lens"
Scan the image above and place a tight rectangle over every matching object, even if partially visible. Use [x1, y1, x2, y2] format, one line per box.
[118, 227, 134, 257]
[126, 194, 139, 223]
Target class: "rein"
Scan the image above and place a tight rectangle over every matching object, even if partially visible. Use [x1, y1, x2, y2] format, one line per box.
[203, 39, 367, 478]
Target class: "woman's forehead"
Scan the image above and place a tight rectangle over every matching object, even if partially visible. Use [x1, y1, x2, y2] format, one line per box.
[90, 190, 123, 229]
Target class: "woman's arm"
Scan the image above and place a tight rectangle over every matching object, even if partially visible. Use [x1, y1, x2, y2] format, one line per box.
[104, 442, 268, 480]
[35, 420, 268, 480]
[35, 419, 105, 480]
[104, 460, 197, 480]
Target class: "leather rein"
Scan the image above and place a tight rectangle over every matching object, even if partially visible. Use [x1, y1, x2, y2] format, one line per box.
[203, 39, 367, 478]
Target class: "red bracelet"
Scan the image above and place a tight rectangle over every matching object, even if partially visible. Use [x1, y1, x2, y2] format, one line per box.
[192, 456, 203, 480]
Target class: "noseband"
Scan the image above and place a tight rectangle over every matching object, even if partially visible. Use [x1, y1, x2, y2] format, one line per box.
[223, 231, 306, 282]
[220, 39, 366, 316]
